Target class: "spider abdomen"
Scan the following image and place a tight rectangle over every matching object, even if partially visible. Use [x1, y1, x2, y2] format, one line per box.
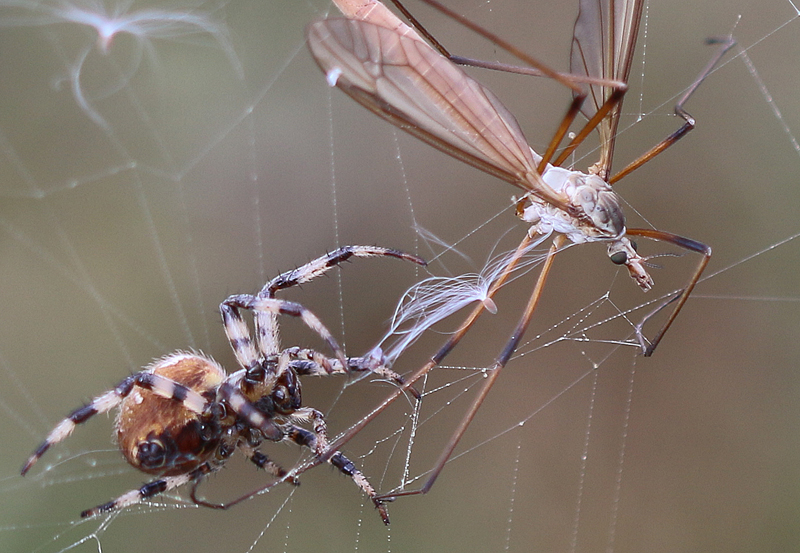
[115, 353, 225, 476]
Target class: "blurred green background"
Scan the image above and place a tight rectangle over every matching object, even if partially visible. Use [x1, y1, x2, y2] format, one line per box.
[2, 1, 800, 552]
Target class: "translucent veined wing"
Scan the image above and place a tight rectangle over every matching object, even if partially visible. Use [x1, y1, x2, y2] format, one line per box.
[307, 17, 572, 213]
[331, 0, 424, 37]
[571, 0, 643, 177]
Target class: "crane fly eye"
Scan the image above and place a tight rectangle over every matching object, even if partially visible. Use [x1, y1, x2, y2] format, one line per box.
[610, 251, 628, 265]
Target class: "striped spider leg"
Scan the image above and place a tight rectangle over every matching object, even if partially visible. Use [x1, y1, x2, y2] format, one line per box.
[21, 246, 425, 524]
[304, 0, 734, 503]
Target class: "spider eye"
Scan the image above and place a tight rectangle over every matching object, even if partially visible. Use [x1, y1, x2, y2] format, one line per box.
[630, 240, 638, 252]
[212, 403, 229, 420]
[610, 251, 628, 265]
[246, 365, 265, 384]
[218, 442, 235, 459]
[198, 421, 217, 441]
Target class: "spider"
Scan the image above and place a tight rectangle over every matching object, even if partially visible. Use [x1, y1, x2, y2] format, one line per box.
[21, 245, 425, 524]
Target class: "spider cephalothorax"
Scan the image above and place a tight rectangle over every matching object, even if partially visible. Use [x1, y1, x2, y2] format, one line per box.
[22, 246, 425, 524]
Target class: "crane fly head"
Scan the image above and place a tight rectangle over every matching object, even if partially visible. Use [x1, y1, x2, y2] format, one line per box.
[567, 175, 652, 291]
[608, 237, 654, 291]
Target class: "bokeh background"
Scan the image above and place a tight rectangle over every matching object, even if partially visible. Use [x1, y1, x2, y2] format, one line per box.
[2, 1, 800, 552]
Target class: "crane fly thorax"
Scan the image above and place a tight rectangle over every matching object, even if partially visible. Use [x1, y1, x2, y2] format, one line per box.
[519, 165, 653, 291]
[548, 167, 624, 236]
[520, 166, 622, 239]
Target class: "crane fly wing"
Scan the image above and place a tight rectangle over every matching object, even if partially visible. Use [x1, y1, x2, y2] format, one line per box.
[571, 0, 643, 175]
[307, 17, 571, 212]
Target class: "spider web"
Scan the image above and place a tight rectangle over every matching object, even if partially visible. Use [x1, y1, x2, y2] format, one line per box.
[2, 0, 800, 552]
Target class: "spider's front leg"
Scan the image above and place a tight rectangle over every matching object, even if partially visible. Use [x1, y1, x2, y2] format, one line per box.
[224, 245, 426, 391]
[254, 245, 427, 369]
[285, 346, 418, 397]
[263, 245, 426, 297]
[222, 293, 410, 396]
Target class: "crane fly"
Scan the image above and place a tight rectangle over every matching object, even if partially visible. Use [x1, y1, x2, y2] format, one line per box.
[305, 0, 734, 509]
